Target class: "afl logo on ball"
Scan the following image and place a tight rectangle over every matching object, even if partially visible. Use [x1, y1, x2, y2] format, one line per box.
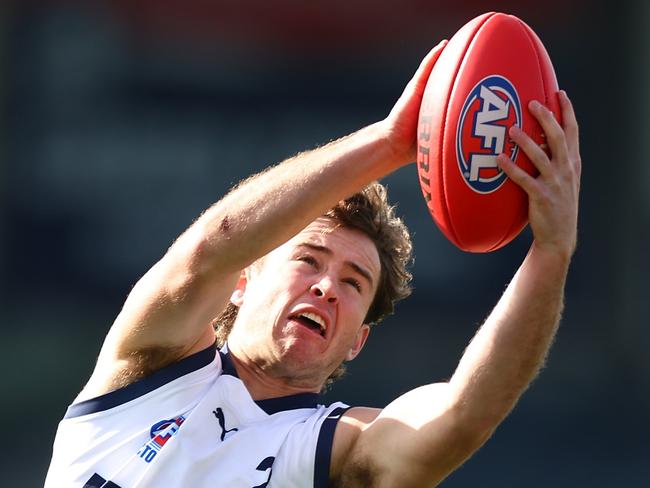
[456, 75, 521, 194]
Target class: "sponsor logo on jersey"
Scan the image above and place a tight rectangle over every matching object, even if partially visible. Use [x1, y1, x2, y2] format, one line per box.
[456, 75, 521, 194]
[137, 415, 185, 463]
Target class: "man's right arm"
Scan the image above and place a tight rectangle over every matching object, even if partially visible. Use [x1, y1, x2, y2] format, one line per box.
[77, 42, 448, 401]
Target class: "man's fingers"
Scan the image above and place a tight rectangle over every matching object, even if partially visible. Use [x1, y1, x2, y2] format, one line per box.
[529, 100, 569, 164]
[509, 126, 551, 177]
[389, 39, 447, 118]
[410, 40, 448, 94]
[558, 90, 581, 165]
[497, 153, 538, 195]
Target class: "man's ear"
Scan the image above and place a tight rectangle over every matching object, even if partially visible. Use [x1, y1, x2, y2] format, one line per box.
[346, 324, 370, 361]
[229, 270, 248, 307]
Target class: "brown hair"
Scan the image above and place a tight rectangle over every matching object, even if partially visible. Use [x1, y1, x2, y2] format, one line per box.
[213, 182, 413, 387]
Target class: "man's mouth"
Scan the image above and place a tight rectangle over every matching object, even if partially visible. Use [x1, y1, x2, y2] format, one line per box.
[290, 312, 327, 337]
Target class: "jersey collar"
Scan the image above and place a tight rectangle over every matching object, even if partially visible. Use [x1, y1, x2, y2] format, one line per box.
[219, 347, 320, 415]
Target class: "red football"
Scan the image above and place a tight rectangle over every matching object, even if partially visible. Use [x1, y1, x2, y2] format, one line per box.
[417, 12, 560, 252]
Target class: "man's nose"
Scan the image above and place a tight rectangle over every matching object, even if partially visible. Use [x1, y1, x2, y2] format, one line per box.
[310, 278, 338, 303]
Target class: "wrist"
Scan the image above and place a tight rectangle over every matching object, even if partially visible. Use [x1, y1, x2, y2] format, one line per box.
[373, 119, 417, 170]
[529, 240, 574, 271]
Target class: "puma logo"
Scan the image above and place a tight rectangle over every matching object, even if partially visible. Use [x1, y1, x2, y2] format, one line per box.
[212, 407, 239, 441]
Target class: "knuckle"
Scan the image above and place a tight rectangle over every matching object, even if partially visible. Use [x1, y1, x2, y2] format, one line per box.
[536, 187, 554, 206]
[573, 158, 583, 177]
[546, 123, 564, 141]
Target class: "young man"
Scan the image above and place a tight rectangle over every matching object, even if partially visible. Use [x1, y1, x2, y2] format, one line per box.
[45, 39, 582, 487]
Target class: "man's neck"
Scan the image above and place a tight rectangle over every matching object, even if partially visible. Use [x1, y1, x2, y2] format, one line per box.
[226, 348, 322, 401]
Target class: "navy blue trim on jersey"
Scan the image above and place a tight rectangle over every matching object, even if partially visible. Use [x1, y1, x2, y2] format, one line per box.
[218, 349, 239, 377]
[219, 349, 320, 414]
[314, 406, 351, 488]
[64, 343, 217, 419]
[256, 392, 320, 415]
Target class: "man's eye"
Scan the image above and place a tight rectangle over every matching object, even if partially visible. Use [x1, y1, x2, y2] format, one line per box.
[297, 255, 317, 266]
[344, 278, 362, 293]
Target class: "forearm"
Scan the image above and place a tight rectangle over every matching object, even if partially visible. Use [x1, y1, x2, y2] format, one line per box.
[343, 92, 581, 486]
[447, 92, 581, 432]
[166, 43, 451, 276]
[170, 122, 400, 276]
[448, 243, 570, 431]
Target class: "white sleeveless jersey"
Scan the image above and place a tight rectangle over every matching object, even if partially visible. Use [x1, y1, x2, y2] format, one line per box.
[45, 345, 349, 487]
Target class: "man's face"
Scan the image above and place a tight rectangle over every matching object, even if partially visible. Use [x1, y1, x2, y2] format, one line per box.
[227, 217, 381, 389]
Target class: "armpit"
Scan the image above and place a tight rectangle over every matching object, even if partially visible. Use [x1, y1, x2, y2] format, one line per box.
[111, 345, 187, 390]
[332, 456, 378, 488]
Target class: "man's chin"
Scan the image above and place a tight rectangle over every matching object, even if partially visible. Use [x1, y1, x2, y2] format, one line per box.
[270, 348, 327, 386]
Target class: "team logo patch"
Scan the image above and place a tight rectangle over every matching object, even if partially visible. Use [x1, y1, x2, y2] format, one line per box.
[137, 415, 186, 463]
[456, 75, 521, 194]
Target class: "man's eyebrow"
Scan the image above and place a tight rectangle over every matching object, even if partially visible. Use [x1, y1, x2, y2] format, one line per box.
[346, 261, 374, 288]
[297, 242, 332, 255]
[296, 242, 374, 287]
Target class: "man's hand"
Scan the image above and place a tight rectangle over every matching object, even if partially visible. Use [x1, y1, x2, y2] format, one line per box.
[381, 40, 447, 166]
[498, 91, 582, 260]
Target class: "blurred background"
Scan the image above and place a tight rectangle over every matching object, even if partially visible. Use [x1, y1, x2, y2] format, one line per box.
[1, 0, 648, 486]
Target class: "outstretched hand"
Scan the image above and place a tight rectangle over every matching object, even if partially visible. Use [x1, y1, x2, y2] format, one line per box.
[381, 40, 447, 166]
[497, 91, 582, 260]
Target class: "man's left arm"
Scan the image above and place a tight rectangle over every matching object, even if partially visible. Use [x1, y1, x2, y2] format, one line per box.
[445, 90, 581, 439]
[335, 91, 581, 487]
